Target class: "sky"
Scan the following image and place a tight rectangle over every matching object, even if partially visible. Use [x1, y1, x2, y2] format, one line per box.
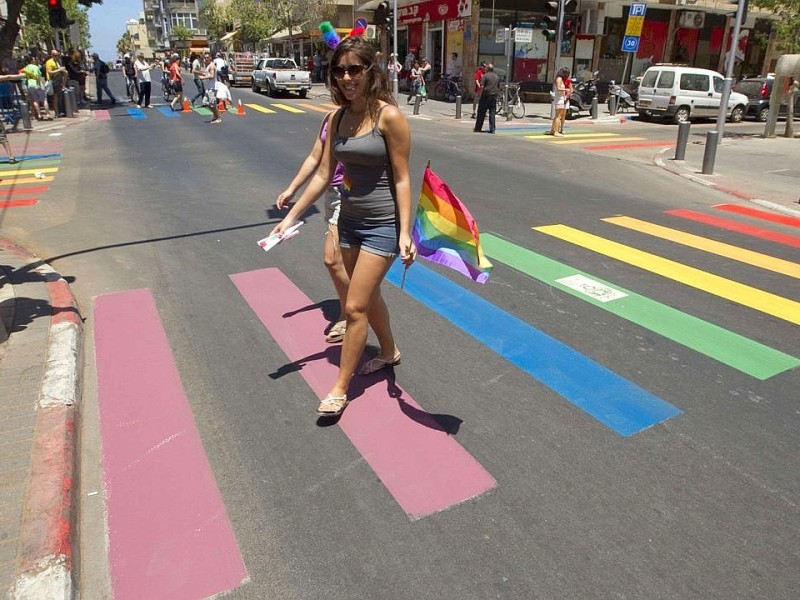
[88, 0, 144, 60]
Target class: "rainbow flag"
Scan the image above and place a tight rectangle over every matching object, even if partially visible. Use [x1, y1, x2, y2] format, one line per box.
[411, 166, 493, 284]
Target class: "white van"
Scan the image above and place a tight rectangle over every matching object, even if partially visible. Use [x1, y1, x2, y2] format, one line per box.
[636, 65, 748, 124]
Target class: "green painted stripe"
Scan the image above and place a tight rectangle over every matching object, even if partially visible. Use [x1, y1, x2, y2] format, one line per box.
[192, 107, 213, 116]
[482, 233, 799, 380]
[0, 159, 60, 170]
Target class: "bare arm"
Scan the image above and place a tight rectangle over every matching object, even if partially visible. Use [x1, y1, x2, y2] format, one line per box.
[276, 113, 332, 209]
[380, 104, 416, 264]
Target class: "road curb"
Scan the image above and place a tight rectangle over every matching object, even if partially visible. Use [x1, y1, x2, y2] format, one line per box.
[1, 239, 82, 600]
[653, 148, 800, 218]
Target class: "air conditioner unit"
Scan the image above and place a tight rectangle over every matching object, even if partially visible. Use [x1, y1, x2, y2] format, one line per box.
[679, 11, 705, 29]
[366, 24, 377, 40]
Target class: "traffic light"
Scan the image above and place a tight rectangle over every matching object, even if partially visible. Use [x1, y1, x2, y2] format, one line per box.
[562, 15, 578, 41]
[47, 0, 69, 29]
[728, 0, 748, 21]
[373, 1, 392, 26]
[540, 1, 558, 41]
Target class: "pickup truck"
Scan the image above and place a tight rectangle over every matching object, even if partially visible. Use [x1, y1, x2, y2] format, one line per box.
[251, 58, 311, 98]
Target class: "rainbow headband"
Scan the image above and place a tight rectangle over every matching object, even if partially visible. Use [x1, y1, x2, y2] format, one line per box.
[319, 21, 366, 50]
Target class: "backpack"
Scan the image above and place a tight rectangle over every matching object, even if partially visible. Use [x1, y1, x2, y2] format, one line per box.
[100, 61, 109, 75]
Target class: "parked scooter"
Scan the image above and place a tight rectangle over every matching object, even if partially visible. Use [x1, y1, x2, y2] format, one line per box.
[567, 71, 599, 119]
[607, 79, 636, 113]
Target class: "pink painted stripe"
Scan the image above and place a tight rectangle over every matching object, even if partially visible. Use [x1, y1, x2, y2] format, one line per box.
[584, 140, 675, 150]
[714, 203, 800, 228]
[94, 289, 248, 599]
[230, 268, 496, 520]
[94, 110, 111, 121]
[665, 209, 800, 249]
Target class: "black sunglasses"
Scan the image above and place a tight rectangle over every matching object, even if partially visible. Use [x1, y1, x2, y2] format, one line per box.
[331, 64, 370, 79]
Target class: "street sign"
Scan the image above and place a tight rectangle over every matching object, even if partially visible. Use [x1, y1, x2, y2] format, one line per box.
[514, 28, 533, 43]
[622, 36, 640, 53]
[495, 27, 509, 43]
[622, 3, 647, 53]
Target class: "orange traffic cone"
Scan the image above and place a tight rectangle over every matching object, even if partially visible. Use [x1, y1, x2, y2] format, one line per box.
[236, 99, 245, 116]
[182, 97, 191, 112]
[217, 99, 225, 112]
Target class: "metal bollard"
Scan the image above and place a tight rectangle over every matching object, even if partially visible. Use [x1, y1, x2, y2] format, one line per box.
[609, 94, 617, 116]
[455, 95, 462, 119]
[590, 97, 598, 119]
[701, 130, 719, 175]
[674, 121, 691, 161]
[413, 94, 421, 115]
[20, 102, 32, 130]
[63, 88, 76, 118]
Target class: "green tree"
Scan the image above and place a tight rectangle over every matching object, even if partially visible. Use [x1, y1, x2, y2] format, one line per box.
[751, 0, 800, 53]
[116, 31, 134, 57]
[171, 23, 192, 49]
[229, 0, 275, 49]
[1, 0, 100, 59]
[267, 0, 335, 55]
[199, 0, 230, 42]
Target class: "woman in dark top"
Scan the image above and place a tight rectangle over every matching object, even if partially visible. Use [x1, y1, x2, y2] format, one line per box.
[65, 50, 88, 106]
[271, 35, 416, 417]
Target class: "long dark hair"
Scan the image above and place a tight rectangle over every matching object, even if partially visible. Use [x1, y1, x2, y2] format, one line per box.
[329, 36, 396, 120]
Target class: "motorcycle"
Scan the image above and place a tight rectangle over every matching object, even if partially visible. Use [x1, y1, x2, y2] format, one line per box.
[567, 71, 599, 119]
[607, 79, 636, 113]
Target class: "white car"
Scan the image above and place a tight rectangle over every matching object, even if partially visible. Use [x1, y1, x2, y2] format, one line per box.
[251, 58, 311, 98]
[636, 65, 748, 124]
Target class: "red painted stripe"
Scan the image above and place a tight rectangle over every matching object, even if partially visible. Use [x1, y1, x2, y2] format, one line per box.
[666, 209, 800, 249]
[94, 110, 111, 121]
[1, 186, 49, 196]
[584, 140, 675, 151]
[714, 203, 800, 228]
[231, 268, 496, 520]
[0, 198, 37, 207]
[94, 289, 248, 599]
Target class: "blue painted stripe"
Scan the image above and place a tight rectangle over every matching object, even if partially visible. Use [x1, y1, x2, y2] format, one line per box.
[9, 154, 62, 161]
[127, 108, 147, 120]
[157, 106, 181, 118]
[386, 262, 682, 436]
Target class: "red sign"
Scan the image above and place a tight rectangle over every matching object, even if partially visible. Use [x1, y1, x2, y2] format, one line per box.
[397, 0, 463, 26]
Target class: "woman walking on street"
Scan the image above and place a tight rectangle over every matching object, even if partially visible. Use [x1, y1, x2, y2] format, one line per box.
[276, 111, 350, 344]
[550, 67, 569, 136]
[168, 53, 184, 111]
[270, 35, 416, 418]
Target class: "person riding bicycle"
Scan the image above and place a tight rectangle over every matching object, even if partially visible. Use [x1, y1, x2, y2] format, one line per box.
[122, 54, 137, 99]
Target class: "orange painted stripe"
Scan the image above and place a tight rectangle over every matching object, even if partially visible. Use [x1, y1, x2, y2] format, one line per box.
[298, 103, 331, 113]
[0, 198, 38, 207]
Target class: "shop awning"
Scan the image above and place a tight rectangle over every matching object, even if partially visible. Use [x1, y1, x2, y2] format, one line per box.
[219, 30, 238, 43]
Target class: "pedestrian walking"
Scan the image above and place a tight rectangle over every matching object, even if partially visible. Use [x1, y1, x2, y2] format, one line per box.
[22, 56, 50, 121]
[270, 34, 416, 418]
[213, 52, 229, 86]
[91, 53, 116, 105]
[471, 62, 486, 118]
[419, 57, 431, 103]
[134, 52, 153, 108]
[0, 72, 25, 163]
[474, 63, 499, 133]
[122, 54, 137, 101]
[406, 60, 421, 104]
[550, 67, 569, 136]
[168, 53, 184, 111]
[201, 52, 222, 124]
[276, 111, 350, 344]
[189, 53, 205, 106]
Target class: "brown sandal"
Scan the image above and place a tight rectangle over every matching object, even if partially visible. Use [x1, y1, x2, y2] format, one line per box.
[317, 393, 349, 417]
[358, 352, 401, 375]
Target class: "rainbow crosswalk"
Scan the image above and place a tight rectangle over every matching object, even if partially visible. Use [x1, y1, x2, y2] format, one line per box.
[493, 123, 675, 150]
[103, 100, 342, 120]
[0, 150, 63, 208]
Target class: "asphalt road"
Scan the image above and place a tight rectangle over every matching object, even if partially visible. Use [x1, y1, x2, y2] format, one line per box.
[4, 74, 798, 599]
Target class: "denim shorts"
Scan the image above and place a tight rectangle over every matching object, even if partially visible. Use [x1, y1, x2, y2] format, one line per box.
[337, 216, 399, 258]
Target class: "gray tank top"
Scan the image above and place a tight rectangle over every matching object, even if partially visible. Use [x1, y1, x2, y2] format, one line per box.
[332, 106, 397, 224]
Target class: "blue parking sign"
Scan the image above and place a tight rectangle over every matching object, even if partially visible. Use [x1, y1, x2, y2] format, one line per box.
[630, 3, 647, 17]
[622, 36, 640, 53]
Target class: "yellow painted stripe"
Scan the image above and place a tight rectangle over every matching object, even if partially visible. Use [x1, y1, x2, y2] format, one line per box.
[0, 176, 54, 186]
[320, 102, 339, 109]
[534, 224, 800, 326]
[551, 132, 625, 139]
[245, 103, 276, 114]
[0, 167, 59, 177]
[270, 103, 305, 113]
[604, 216, 800, 280]
[552, 137, 645, 145]
[298, 103, 331, 113]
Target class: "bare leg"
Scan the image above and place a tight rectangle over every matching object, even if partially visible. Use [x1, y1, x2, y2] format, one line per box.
[324, 247, 395, 399]
[323, 223, 349, 322]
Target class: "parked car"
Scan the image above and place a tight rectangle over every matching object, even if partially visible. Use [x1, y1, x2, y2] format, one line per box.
[251, 58, 311, 98]
[636, 65, 748, 124]
[733, 76, 800, 121]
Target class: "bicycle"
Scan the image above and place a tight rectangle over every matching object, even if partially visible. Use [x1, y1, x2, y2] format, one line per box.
[434, 74, 463, 102]
[125, 76, 137, 102]
[161, 74, 173, 102]
[496, 82, 525, 119]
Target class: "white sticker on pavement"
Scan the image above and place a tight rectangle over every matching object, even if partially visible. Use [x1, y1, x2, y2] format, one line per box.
[555, 274, 628, 303]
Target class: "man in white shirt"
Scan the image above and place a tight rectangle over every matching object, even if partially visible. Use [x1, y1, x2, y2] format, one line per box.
[213, 52, 228, 85]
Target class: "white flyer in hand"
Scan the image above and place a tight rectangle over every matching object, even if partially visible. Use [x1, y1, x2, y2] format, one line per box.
[257, 221, 303, 252]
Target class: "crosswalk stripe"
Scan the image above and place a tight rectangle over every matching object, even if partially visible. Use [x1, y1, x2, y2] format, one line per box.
[127, 108, 147, 119]
[0, 198, 38, 207]
[270, 103, 305, 113]
[320, 102, 338, 109]
[552, 136, 645, 145]
[481, 233, 799, 380]
[546, 132, 626, 139]
[157, 106, 181, 118]
[0, 160, 60, 171]
[665, 209, 800, 250]
[0, 176, 54, 185]
[193, 106, 213, 116]
[714, 203, 800, 229]
[385, 261, 681, 436]
[603, 216, 800, 280]
[245, 103, 275, 114]
[0, 167, 58, 176]
[534, 224, 800, 327]
[585, 140, 675, 150]
[297, 103, 331, 113]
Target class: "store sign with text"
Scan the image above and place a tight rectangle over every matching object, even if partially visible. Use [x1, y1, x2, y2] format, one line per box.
[397, 0, 470, 26]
